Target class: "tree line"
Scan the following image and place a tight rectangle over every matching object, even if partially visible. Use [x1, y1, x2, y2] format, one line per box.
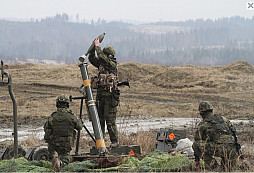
[0, 14, 253, 65]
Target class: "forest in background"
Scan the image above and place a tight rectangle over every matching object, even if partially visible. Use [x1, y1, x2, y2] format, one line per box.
[0, 14, 253, 65]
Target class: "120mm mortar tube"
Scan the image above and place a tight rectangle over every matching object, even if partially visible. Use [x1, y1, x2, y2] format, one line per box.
[78, 60, 107, 155]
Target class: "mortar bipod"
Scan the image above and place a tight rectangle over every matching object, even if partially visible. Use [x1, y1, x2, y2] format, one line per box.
[69, 95, 96, 155]
[0, 60, 18, 158]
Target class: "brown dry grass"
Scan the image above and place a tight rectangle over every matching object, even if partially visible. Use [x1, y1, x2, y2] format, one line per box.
[1, 60, 253, 170]
[18, 133, 43, 150]
[1, 60, 254, 127]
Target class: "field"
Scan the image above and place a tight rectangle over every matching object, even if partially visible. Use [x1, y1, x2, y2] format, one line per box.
[1, 60, 254, 126]
[1, 60, 254, 171]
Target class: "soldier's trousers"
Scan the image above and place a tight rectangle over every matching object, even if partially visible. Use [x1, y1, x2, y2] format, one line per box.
[192, 141, 239, 170]
[48, 142, 71, 165]
[97, 94, 118, 143]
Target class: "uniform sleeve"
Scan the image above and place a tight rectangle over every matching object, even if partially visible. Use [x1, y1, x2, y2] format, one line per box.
[44, 115, 53, 131]
[223, 116, 236, 134]
[194, 129, 201, 141]
[95, 46, 117, 70]
[44, 118, 50, 131]
[71, 114, 83, 131]
[44, 117, 53, 141]
[194, 122, 208, 141]
[88, 52, 100, 68]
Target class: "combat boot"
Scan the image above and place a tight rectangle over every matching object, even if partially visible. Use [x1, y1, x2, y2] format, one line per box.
[52, 157, 61, 172]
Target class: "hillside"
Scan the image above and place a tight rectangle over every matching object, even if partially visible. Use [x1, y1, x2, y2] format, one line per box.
[0, 60, 254, 127]
[1, 16, 254, 65]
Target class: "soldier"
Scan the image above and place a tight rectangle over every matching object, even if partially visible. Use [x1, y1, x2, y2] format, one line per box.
[44, 95, 82, 170]
[192, 101, 240, 171]
[88, 37, 120, 147]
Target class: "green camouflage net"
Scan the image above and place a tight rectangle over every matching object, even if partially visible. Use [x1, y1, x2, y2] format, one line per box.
[0, 157, 52, 172]
[93, 150, 193, 172]
[138, 150, 191, 172]
[62, 160, 98, 172]
[0, 151, 194, 172]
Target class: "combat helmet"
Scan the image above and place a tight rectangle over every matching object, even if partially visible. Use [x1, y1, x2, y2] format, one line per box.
[103, 47, 115, 57]
[56, 94, 70, 108]
[198, 101, 213, 112]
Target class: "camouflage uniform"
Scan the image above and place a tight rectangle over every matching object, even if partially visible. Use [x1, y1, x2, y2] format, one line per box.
[192, 101, 239, 170]
[88, 46, 119, 144]
[44, 95, 82, 165]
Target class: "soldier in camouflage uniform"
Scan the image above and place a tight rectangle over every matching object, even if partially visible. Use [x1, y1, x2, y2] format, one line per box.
[88, 37, 120, 147]
[44, 95, 82, 166]
[192, 101, 240, 170]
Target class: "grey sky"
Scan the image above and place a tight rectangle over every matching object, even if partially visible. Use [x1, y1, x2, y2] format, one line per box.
[0, 0, 253, 22]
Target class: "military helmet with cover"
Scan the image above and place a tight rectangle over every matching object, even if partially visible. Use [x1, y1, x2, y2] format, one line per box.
[198, 101, 213, 112]
[103, 47, 115, 57]
[56, 94, 70, 104]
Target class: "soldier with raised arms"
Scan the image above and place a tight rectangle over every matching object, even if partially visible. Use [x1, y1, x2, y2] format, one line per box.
[88, 37, 120, 147]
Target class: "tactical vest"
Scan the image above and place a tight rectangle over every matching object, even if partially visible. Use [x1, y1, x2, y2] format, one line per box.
[92, 65, 118, 92]
[50, 111, 75, 139]
[204, 114, 234, 143]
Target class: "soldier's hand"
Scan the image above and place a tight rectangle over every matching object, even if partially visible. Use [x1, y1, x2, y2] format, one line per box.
[195, 161, 201, 170]
[94, 38, 100, 47]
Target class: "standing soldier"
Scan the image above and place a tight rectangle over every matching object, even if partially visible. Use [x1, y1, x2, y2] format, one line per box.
[192, 101, 240, 171]
[44, 95, 82, 170]
[88, 37, 120, 147]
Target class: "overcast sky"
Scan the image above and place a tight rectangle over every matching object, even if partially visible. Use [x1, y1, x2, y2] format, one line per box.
[0, 0, 253, 23]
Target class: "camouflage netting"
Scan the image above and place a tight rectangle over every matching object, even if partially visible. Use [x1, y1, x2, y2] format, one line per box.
[0, 151, 194, 172]
[0, 157, 52, 172]
[64, 151, 193, 172]
[138, 150, 192, 172]
[62, 160, 98, 172]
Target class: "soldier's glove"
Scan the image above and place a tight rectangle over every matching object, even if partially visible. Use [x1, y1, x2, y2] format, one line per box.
[195, 161, 201, 170]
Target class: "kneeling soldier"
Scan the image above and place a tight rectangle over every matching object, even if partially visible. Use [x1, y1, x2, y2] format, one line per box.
[44, 95, 82, 170]
[192, 101, 240, 171]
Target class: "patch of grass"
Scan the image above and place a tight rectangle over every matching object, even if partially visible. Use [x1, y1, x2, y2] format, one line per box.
[19, 133, 43, 149]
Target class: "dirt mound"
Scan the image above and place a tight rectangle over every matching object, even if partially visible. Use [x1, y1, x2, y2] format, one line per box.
[151, 68, 196, 88]
[221, 61, 254, 74]
[118, 62, 161, 81]
[7, 63, 37, 69]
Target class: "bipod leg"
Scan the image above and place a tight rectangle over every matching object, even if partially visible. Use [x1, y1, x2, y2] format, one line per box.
[75, 99, 83, 155]
[75, 98, 96, 155]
